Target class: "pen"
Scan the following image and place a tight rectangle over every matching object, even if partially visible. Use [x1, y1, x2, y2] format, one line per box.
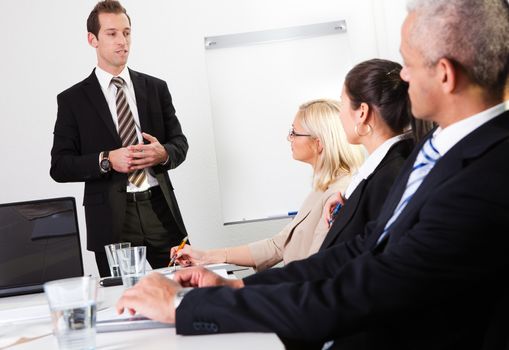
[328, 202, 342, 226]
[168, 236, 188, 267]
[266, 211, 298, 219]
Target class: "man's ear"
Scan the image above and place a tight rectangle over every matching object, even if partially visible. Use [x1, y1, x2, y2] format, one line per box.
[88, 32, 98, 48]
[437, 58, 457, 94]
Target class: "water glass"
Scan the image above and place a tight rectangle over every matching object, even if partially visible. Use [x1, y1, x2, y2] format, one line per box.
[43, 276, 97, 350]
[116, 246, 147, 288]
[104, 242, 131, 277]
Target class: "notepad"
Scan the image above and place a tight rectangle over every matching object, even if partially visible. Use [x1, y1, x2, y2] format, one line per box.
[96, 306, 173, 333]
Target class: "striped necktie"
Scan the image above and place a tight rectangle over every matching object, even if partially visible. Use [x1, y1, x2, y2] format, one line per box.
[111, 77, 146, 187]
[376, 136, 441, 247]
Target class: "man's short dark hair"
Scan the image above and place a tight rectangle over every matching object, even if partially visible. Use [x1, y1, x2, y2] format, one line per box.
[87, 0, 131, 37]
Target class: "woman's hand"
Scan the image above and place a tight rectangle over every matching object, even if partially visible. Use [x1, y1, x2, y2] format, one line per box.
[323, 192, 345, 227]
[169, 244, 208, 266]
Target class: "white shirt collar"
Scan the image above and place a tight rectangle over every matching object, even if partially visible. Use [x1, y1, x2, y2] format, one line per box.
[357, 133, 409, 180]
[94, 66, 132, 91]
[432, 100, 509, 156]
[343, 133, 409, 199]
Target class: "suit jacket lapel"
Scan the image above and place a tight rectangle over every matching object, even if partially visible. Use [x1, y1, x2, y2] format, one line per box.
[403, 112, 509, 217]
[321, 179, 366, 248]
[322, 137, 415, 250]
[392, 147, 463, 223]
[82, 70, 121, 143]
[371, 111, 509, 248]
[129, 69, 150, 134]
[290, 199, 314, 228]
[281, 191, 319, 245]
[369, 138, 424, 241]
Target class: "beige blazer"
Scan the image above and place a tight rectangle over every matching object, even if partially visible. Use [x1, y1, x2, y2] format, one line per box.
[248, 175, 351, 271]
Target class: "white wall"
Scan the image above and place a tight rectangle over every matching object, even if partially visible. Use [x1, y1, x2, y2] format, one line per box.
[0, 0, 407, 277]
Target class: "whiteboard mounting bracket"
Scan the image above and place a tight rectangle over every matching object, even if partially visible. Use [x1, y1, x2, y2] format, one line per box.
[204, 20, 347, 50]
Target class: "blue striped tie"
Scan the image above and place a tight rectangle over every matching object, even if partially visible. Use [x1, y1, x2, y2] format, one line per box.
[376, 137, 441, 247]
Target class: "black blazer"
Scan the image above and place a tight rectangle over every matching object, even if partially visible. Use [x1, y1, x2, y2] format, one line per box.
[175, 111, 509, 350]
[50, 69, 188, 251]
[320, 138, 414, 249]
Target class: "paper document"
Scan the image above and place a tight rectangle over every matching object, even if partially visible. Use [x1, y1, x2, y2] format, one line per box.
[155, 266, 234, 279]
[97, 307, 173, 333]
[0, 304, 52, 349]
[0, 304, 50, 324]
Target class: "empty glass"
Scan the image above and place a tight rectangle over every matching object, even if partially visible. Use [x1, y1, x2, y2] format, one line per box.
[104, 242, 131, 277]
[116, 246, 147, 288]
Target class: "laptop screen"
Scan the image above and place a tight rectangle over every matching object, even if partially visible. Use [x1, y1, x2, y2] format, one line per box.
[0, 197, 84, 297]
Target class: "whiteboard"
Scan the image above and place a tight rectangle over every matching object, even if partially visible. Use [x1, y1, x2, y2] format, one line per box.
[204, 21, 353, 224]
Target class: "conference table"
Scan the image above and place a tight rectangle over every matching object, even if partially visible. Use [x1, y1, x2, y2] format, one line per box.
[0, 267, 284, 350]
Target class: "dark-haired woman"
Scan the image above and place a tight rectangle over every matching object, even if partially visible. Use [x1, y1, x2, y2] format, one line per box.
[318, 58, 432, 251]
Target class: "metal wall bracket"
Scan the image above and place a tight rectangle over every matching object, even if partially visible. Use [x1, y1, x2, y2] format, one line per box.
[204, 20, 347, 50]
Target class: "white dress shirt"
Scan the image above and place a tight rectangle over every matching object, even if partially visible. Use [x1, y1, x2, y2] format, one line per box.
[432, 100, 509, 156]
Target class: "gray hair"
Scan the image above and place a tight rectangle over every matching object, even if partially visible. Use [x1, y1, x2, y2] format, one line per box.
[407, 0, 509, 94]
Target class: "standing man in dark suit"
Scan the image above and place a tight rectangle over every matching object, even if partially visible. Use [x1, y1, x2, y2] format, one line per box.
[50, 0, 188, 277]
[116, 0, 509, 348]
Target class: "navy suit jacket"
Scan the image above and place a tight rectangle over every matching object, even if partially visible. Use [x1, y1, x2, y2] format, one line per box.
[50, 69, 188, 251]
[176, 111, 509, 350]
[320, 138, 414, 250]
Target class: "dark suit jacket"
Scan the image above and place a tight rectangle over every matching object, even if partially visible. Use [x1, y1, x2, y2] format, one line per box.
[50, 69, 188, 251]
[175, 111, 509, 350]
[320, 138, 414, 250]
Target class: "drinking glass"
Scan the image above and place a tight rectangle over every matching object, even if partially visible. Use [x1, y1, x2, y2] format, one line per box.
[116, 246, 147, 288]
[104, 242, 131, 277]
[44, 276, 97, 350]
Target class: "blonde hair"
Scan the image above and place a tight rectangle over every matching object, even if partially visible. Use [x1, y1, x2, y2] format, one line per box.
[297, 99, 365, 192]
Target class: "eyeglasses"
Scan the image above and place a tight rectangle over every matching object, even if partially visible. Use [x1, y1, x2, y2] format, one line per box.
[288, 128, 312, 140]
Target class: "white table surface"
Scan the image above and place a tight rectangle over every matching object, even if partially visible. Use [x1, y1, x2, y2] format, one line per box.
[0, 277, 283, 350]
[9, 328, 283, 350]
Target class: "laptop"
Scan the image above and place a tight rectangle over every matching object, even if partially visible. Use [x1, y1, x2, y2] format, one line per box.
[0, 197, 84, 297]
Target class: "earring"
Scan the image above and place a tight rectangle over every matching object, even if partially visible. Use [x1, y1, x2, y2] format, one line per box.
[355, 123, 373, 137]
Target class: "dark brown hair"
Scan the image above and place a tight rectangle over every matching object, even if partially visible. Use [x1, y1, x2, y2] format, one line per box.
[87, 0, 131, 37]
[345, 58, 432, 141]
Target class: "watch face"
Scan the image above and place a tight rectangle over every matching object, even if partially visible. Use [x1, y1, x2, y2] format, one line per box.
[100, 159, 111, 171]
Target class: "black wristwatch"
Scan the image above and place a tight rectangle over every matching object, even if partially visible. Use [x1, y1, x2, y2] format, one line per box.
[100, 151, 111, 173]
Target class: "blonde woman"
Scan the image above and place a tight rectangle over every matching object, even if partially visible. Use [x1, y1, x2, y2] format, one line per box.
[172, 99, 365, 271]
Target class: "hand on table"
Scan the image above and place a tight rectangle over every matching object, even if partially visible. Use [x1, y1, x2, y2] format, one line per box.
[116, 272, 180, 324]
[174, 266, 244, 289]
